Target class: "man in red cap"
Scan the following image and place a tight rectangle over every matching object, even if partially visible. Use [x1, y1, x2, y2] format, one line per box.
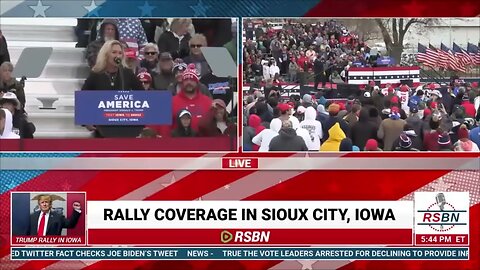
[137, 71, 153, 90]
[171, 64, 213, 132]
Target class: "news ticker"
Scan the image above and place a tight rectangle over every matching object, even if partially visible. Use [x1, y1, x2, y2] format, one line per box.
[11, 193, 470, 246]
[11, 247, 469, 260]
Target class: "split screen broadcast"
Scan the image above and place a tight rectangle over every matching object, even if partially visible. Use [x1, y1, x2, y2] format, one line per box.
[1, 18, 479, 152]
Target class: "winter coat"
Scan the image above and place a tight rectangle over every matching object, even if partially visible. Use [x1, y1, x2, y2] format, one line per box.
[320, 122, 346, 151]
[269, 127, 308, 151]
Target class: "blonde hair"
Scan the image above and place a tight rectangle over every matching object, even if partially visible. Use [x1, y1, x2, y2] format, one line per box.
[170, 19, 192, 34]
[92, 40, 127, 73]
[0, 62, 13, 72]
[144, 43, 159, 53]
[37, 195, 52, 204]
[189, 34, 207, 47]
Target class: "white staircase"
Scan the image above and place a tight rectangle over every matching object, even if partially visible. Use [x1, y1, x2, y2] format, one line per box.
[1, 18, 91, 138]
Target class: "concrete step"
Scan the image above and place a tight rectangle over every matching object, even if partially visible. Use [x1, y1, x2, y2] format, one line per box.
[9, 47, 86, 65]
[24, 78, 84, 96]
[0, 18, 77, 26]
[34, 131, 92, 138]
[40, 63, 90, 79]
[26, 94, 74, 110]
[1, 23, 76, 43]
[27, 111, 82, 132]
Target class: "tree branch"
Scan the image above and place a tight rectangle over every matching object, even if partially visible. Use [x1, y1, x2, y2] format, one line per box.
[375, 19, 393, 49]
[392, 19, 399, 44]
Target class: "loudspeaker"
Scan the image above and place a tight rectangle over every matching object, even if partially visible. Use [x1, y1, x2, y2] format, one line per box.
[337, 84, 360, 98]
[400, 79, 414, 87]
[299, 85, 315, 97]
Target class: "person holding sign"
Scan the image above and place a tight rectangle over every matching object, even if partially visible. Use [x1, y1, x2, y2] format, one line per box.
[81, 40, 144, 137]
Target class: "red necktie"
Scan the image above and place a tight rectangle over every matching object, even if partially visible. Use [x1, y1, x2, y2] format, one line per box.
[37, 213, 46, 236]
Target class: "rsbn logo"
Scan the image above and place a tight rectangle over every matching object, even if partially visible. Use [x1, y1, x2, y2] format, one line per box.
[416, 193, 468, 232]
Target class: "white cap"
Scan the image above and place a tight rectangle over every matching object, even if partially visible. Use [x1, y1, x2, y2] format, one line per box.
[0, 92, 20, 107]
[179, 110, 192, 118]
[297, 105, 306, 114]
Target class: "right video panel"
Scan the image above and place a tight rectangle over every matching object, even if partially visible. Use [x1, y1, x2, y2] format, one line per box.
[242, 18, 480, 152]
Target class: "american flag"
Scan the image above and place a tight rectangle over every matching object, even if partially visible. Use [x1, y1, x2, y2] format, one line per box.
[416, 43, 437, 68]
[467, 42, 480, 66]
[452, 42, 475, 67]
[440, 43, 466, 73]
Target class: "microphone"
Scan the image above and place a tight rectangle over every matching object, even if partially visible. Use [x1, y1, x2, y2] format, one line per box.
[114, 57, 122, 65]
[436, 193, 446, 211]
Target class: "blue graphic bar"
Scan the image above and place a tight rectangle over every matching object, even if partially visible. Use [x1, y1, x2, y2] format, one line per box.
[11, 247, 469, 260]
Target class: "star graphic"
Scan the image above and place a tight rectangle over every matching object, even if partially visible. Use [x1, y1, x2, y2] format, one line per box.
[190, 0, 210, 17]
[161, 173, 176, 188]
[138, 1, 156, 17]
[297, 260, 317, 270]
[29, 0, 51, 17]
[224, 184, 230, 190]
[84, 0, 100, 17]
[61, 181, 72, 191]
[429, 177, 454, 192]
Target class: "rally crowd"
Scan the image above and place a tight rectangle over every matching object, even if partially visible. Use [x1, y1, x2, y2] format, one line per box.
[243, 19, 383, 88]
[243, 79, 480, 152]
[0, 18, 237, 139]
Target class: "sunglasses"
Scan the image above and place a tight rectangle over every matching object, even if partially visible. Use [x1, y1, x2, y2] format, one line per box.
[145, 52, 157, 55]
[190, 44, 203, 48]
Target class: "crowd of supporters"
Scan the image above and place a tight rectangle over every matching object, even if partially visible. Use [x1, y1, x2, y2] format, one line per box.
[243, 19, 389, 88]
[0, 18, 237, 139]
[243, 79, 480, 152]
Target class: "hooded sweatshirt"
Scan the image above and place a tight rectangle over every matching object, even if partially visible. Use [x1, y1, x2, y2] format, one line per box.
[252, 118, 282, 152]
[351, 109, 378, 150]
[243, 114, 265, 151]
[171, 88, 213, 131]
[0, 108, 20, 139]
[268, 127, 308, 151]
[320, 122, 346, 151]
[299, 107, 323, 150]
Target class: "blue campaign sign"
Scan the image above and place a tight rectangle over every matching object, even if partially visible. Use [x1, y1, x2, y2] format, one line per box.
[75, 91, 172, 125]
[376, 57, 395, 66]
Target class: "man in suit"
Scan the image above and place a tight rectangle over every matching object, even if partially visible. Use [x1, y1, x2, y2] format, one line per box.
[26, 195, 82, 236]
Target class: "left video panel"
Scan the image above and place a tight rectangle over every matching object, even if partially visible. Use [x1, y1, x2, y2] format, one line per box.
[0, 18, 238, 151]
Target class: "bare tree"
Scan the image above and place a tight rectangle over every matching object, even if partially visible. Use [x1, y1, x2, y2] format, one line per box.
[375, 18, 437, 63]
[338, 19, 381, 43]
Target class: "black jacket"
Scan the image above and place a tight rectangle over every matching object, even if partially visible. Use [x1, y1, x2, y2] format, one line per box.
[81, 68, 143, 91]
[26, 210, 81, 236]
[13, 111, 36, 139]
[157, 31, 191, 59]
[152, 71, 175, 90]
[0, 35, 10, 65]
[269, 128, 308, 151]
[392, 131, 423, 151]
[0, 79, 26, 109]
[81, 68, 144, 138]
[351, 109, 378, 150]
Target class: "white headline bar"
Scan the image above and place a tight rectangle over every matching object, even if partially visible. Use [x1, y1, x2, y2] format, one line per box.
[87, 201, 414, 229]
